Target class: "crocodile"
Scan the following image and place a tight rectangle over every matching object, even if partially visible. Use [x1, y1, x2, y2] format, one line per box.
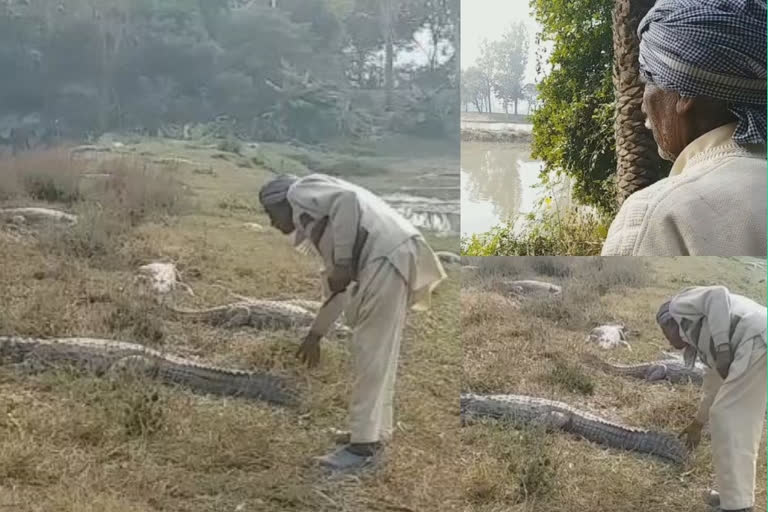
[0, 336, 297, 406]
[460, 393, 687, 464]
[584, 354, 704, 385]
[166, 300, 349, 335]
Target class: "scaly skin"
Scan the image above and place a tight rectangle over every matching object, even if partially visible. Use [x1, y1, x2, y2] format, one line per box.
[585, 355, 704, 385]
[460, 393, 687, 464]
[167, 300, 349, 334]
[0, 336, 297, 406]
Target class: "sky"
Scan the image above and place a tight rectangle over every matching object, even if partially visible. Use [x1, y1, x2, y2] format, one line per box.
[460, 0, 544, 83]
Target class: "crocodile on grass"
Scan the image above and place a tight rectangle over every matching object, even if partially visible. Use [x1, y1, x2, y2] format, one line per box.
[0, 335, 297, 406]
[584, 354, 704, 385]
[460, 393, 687, 464]
[165, 300, 349, 334]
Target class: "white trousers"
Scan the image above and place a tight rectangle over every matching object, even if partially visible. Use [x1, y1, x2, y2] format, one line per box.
[710, 342, 767, 510]
[344, 258, 408, 444]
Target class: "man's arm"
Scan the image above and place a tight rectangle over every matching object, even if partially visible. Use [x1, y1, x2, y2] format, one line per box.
[695, 367, 723, 425]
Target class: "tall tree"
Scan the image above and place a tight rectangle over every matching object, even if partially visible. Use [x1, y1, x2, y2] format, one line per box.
[492, 22, 529, 115]
[612, 0, 666, 204]
[477, 40, 495, 113]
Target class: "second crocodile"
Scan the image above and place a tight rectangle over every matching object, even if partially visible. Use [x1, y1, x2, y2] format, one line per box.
[584, 354, 704, 385]
[461, 393, 687, 464]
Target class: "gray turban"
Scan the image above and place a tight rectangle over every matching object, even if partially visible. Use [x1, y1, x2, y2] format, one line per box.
[656, 300, 674, 327]
[258, 174, 298, 207]
[638, 0, 767, 144]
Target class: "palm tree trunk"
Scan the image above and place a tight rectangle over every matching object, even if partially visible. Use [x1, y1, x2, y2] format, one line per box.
[612, 0, 669, 205]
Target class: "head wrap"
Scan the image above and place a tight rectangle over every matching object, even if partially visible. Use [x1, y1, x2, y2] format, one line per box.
[258, 174, 298, 207]
[638, 0, 767, 144]
[656, 300, 674, 326]
[657, 299, 699, 368]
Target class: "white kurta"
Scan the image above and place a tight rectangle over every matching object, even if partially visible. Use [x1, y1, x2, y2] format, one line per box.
[285, 174, 447, 443]
[669, 286, 767, 510]
[602, 123, 767, 256]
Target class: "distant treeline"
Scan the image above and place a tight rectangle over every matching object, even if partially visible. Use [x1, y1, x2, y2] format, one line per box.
[0, 0, 458, 146]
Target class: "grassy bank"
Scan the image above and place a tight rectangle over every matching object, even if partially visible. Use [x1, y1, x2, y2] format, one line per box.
[461, 204, 612, 256]
[461, 256, 767, 512]
[0, 142, 462, 511]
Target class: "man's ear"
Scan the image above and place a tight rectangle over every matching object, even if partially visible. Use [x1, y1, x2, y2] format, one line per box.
[675, 95, 696, 115]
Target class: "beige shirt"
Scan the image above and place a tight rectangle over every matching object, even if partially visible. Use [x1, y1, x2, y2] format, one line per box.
[285, 174, 446, 334]
[667, 285, 767, 424]
[602, 123, 767, 256]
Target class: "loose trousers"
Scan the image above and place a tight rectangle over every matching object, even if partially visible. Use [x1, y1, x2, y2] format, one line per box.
[709, 339, 767, 510]
[344, 258, 409, 444]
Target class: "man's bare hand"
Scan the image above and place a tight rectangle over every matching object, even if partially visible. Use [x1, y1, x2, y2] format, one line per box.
[328, 263, 353, 293]
[678, 419, 703, 449]
[296, 332, 322, 368]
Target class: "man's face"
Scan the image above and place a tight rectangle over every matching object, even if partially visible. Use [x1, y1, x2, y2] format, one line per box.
[659, 319, 687, 349]
[642, 82, 690, 162]
[265, 201, 295, 234]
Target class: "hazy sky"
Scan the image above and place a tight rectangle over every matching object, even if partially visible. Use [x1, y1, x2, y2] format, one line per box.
[461, 0, 543, 83]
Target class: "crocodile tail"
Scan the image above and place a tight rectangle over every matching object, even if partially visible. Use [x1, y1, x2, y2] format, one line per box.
[624, 430, 688, 464]
[156, 364, 300, 406]
[571, 419, 687, 464]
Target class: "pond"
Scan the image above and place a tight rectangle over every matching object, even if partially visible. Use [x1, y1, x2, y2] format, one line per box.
[461, 140, 551, 237]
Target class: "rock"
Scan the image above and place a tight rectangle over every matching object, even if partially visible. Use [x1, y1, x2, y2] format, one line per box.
[586, 324, 631, 350]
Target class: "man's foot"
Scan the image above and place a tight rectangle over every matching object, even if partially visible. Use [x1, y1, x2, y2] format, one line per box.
[314, 443, 381, 472]
[705, 490, 753, 512]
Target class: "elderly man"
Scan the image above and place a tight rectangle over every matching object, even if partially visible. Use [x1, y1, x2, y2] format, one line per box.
[657, 285, 767, 512]
[258, 173, 446, 472]
[602, 0, 767, 256]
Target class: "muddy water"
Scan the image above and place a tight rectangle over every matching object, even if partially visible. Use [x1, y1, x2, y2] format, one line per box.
[461, 141, 547, 237]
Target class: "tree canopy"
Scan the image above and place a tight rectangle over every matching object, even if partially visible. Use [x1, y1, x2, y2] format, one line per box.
[0, 0, 457, 145]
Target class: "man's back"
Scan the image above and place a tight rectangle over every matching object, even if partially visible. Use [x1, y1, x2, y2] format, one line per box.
[602, 145, 767, 256]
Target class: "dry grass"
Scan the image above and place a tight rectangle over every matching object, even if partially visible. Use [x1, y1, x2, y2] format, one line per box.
[0, 143, 462, 511]
[461, 256, 767, 512]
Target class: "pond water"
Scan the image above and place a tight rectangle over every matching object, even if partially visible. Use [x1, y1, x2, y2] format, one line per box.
[461, 141, 551, 237]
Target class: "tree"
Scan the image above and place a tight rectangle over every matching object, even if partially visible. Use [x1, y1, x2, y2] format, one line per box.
[612, 0, 667, 204]
[491, 22, 529, 115]
[461, 67, 487, 112]
[522, 82, 538, 113]
[530, 0, 671, 214]
[477, 39, 495, 113]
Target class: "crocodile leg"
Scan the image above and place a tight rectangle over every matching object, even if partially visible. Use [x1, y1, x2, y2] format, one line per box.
[645, 364, 668, 382]
[222, 306, 252, 329]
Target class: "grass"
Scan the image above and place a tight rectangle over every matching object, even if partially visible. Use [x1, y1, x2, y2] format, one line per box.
[461, 256, 767, 512]
[0, 141, 462, 511]
[462, 205, 612, 256]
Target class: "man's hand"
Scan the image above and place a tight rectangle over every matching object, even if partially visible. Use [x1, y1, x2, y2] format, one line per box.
[678, 419, 703, 449]
[296, 332, 322, 368]
[714, 345, 732, 380]
[327, 263, 353, 293]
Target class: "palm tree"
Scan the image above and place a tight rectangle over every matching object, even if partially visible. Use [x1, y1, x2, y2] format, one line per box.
[612, 0, 670, 204]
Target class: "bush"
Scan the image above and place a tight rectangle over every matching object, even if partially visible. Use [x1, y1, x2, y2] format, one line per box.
[462, 204, 612, 256]
[91, 157, 186, 224]
[0, 149, 81, 203]
[217, 138, 243, 155]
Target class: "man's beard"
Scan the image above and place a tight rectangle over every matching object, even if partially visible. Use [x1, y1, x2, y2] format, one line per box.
[646, 117, 677, 162]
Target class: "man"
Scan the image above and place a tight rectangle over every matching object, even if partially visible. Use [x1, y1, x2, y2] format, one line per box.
[656, 285, 767, 512]
[258, 173, 447, 472]
[602, 0, 767, 256]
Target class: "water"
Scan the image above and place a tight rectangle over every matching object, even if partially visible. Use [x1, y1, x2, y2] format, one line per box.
[383, 192, 461, 235]
[461, 141, 550, 237]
